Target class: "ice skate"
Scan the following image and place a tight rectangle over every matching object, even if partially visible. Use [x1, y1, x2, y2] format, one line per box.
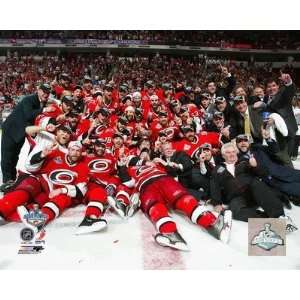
[207, 209, 232, 243]
[154, 230, 189, 251]
[126, 193, 140, 218]
[107, 196, 127, 219]
[280, 215, 298, 233]
[0, 180, 15, 193]
[76, 216, 107, 235]
[0, 215, 6, 226]
[289, 195, 300, 207]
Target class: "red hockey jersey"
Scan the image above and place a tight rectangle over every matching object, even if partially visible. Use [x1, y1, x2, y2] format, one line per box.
[26, 149, 89, 198]
[127, 163, 167, 192]
[83, 152, 119, 187]
[174, 132, 220, 162]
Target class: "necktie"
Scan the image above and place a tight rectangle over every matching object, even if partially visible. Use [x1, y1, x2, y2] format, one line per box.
[244, 112, 251, 136]
[267, 95, 273, 105]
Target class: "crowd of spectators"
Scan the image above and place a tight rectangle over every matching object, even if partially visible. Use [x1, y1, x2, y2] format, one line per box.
[0, 30, 299, 49]
[0, 52, 298, 103]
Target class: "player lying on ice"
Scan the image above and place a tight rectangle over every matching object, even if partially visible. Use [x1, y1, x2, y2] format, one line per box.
[0, 141, 114, 235]
[111, 148, 232, 251]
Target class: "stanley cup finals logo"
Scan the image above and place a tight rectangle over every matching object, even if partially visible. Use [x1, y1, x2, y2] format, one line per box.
[248, 218, 286, 256]
[251, 223, 284, 250]
[18, 204, 47, 254]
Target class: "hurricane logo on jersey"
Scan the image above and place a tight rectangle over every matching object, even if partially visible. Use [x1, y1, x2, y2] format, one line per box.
[94, 125, 106, 135]
[136, 165, 153, 176]
[191, 147, 202, 162]
[88, 159, 110, 173]
[49, 169, 77, 185]
[164, 128, 175, 140]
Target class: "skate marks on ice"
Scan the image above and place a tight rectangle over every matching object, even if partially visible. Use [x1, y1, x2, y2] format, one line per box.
[41, 206, 144, 269]
[139, 213, 186, 270]
[1, 201, 300, 269]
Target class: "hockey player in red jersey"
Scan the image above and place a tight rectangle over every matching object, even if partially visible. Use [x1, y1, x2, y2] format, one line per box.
[77, 108, 110, 141]
[52, 73, 72, 99]
[110, 138, 153, 219]
[78, 139, 121, 234]
[158, 83, 174, 105]
[131, 91, 150, 121]
[107, 134, 137, 218]
[123, 106, 137, 136]
[0, 126, 73, 223]
[150, 110, 180, 142]
[34, 95, 74, 129]
[174, 125, 221, 164]
[82, 75, 93, 99]
[14, 141, 105, 234]
[85, 91, 103, 114]
[0, 141, 87, 226]
[84, 140, 120, 189]
[118, 150, 232, 251]
[100, 84, 120, 116]
[141, 80, 156, 102]
[147, 94, 169, 123]
[129, 136, 151, 157]
[111, 133, 130, 161]
[19, 124, 72, 175]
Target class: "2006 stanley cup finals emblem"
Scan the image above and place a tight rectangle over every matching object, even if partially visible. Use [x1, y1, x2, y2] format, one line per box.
[18, 204, 47, 254]
[248, 218, 286, 256]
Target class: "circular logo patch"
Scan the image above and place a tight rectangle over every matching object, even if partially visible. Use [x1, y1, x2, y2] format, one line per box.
[20, 227, 35, 241]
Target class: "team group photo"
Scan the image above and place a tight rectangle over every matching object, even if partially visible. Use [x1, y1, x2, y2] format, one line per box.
[0, 30, 300, 270]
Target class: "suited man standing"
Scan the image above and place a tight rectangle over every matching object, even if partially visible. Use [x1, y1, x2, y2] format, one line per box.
[265, 73, 297, 159]
[0, 84, 51, 191]
[230, 95, 264, 142]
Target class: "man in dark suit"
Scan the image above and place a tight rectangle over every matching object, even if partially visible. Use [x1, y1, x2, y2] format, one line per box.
[0, 84, 51, 191]
[210, 142, 297, 232]
[229, 95, 264, 141]
[152, 142, 208, 201]
[213, 96, 236, 123]
[191, 143, 223, 200]
[236, 131, 300, 206]
[153, 142, 193, 188]
[206, 111, 236, 144]
[266, 73, 297, 136]
[265, 73, 297, 160]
